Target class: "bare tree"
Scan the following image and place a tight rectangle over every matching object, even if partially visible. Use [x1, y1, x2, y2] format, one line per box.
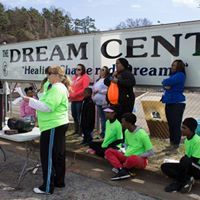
[115, 18, 152, 29]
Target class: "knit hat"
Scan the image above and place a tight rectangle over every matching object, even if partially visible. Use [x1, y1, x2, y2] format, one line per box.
[182, 118, 197, 133]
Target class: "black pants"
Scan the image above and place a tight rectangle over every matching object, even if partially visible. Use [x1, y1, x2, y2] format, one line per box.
[82, 129, 93, 143]
[116, 100, 135, 122]
[161, 156, 200, 184]
[39, 124, 68, 193]
[165, 103, 185, 146]
[89, 141, 105, 157]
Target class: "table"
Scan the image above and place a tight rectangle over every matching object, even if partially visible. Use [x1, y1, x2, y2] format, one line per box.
[0, 126, 40, 188]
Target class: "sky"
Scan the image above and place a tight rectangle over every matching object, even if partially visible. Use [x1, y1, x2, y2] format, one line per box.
[0, 0, 200, 30]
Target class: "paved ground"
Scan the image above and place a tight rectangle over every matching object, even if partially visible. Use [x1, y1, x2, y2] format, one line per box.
[0, 138, 200, 200]
[1, 90, 200, 199]
[0, 149, 156, 200]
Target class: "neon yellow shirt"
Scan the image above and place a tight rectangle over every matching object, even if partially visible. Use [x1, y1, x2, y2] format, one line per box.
[37, 83, 69, 132]
[184, 134, 200, 164]
[124, 128, 153, 157]
[101, 119, 123, 148]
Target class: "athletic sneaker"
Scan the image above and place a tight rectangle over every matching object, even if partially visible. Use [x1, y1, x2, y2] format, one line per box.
[112, 168, 119, 174]
[180, 176, 195, 193]
[164, 182, 182, 192]
[33, 187, 51, 195]
[163, 145, 179, 152]
[111, 168, 130, 181]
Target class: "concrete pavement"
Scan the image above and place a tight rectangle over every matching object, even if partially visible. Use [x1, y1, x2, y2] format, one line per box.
[1, 132, 200, 200]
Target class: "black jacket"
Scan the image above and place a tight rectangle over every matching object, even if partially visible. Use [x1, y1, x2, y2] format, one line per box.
[104, 69, 136, 106]
[80, 97, 95, 131]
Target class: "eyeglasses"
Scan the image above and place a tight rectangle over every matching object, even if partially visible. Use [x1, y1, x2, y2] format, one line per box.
[76, 68, 82, 71]
[48, 72, 57, 76]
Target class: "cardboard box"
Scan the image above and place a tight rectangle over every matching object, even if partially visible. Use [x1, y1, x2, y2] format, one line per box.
[141, 100, 169, 139]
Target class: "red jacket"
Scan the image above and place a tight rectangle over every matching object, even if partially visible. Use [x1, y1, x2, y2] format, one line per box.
[69, 74, 90, 101]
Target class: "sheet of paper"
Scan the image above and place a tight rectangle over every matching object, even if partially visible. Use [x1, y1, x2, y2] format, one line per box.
[163, 158, 179, 163]
[12, 97, 23, 105]
[15, 87, 25, 97]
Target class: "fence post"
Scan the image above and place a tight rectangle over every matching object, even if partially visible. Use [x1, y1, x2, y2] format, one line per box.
[0, 81, 4, 129]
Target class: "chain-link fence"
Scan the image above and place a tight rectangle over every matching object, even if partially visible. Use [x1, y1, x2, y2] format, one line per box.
[3, 82, 200, 140]
[134, 87, 200, 139]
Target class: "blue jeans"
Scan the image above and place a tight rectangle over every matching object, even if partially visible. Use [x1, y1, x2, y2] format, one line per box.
[71, 101, 82, 123]
[97, 105, 106, 137]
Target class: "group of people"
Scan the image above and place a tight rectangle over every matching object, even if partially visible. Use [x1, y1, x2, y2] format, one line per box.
[21, 57, 200, 195]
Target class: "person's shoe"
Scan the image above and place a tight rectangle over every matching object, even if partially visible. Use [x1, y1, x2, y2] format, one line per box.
[164, 182, 182, 192]
[163, 145, 178, 152]
[111, 168, 130, 181]
[33, 187, 51, 195]
[112, 168, 119, 174]
[180, 176, 195, 193]
[165, 148, 178, 156]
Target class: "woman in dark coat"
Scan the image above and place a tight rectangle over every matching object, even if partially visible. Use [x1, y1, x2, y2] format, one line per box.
[104, 58, 136, 121]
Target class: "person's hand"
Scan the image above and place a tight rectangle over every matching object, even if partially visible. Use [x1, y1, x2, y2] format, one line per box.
[164, 86, 171, 90]
[113, 71, 118, 77]
[23, 96, 30, 102]
[111, 77, 118, 83]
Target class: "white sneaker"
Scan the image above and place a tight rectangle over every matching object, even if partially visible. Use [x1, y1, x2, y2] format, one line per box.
[33, 187, 50, 195]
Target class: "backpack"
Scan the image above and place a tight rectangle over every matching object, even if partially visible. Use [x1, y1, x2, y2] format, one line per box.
[107, 82, 119, 105]
[7, 118, 35, 133]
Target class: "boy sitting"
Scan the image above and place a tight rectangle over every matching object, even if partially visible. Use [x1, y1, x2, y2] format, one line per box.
[161, 117, 200, 193]
[88, 105, 123, 157]
[105, 113, 154, 181]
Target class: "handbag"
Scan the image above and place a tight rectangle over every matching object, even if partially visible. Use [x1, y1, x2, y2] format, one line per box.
[7, 118, 35, 133]
[107, 82, 119, 105]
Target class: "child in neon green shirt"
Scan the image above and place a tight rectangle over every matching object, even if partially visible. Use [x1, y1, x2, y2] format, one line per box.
[161, 117, 200, 193]
[88, 106, 123, 157]
[105, 113, 154, 181]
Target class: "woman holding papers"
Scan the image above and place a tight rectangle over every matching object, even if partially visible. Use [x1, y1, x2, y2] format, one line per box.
[23, 65, 69, 195]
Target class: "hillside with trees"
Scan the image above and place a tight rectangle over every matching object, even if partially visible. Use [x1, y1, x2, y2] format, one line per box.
[0, 3, 153, 44]
[0, 3, 98, 43]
